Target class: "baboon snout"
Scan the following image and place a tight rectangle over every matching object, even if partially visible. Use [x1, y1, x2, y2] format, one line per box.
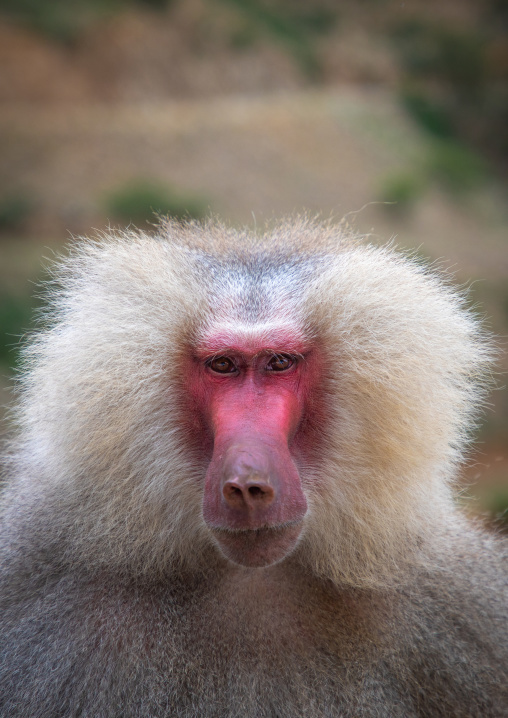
[222, 447, 277, 511]
[203, 434, 306, 535]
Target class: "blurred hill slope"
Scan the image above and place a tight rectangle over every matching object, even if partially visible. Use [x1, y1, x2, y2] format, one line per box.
[1, 0, 507, 174]
[0, 0, 490, 101]
[1, 88, 506, 274]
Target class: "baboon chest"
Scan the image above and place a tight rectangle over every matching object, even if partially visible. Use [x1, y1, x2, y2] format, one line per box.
[77, 575, 417, 718]
[3, 571, 497, 718]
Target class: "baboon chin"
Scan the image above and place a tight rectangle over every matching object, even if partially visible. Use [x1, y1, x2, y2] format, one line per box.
[1, 218, 506, 718]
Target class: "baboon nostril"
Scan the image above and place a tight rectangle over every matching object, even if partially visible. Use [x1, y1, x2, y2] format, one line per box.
[222, 478, 275, 510]
[248, 486, 264, 497]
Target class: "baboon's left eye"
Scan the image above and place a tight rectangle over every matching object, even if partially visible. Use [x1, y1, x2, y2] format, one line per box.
[267, 354, 294, 372]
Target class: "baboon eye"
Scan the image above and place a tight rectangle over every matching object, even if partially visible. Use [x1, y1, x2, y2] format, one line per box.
[208, 356, 236, 374]
[267, 354, 294, 372]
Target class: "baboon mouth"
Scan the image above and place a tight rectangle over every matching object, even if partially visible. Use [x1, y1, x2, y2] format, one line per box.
[210, 522, 303, 568]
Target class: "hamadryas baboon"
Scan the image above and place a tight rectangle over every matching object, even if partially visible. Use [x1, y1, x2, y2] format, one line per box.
[1, 218, 507, 718]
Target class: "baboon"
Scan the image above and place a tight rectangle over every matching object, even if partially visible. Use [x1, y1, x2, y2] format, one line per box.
[0, 218, 507, 718]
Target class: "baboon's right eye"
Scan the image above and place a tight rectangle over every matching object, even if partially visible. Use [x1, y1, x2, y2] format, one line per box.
[207, 356, 236, 374]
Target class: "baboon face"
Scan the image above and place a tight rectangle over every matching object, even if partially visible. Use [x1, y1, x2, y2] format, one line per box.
[189, 326, 320, 567]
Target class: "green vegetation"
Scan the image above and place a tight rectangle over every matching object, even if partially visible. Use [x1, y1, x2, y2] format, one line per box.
[0, 290, 36, 369]
[392, 21, 486, 92]
[0, 239, 62, 374]
[0, 193, 33, 232]
[426, 142, 488, 195]
[103, 179, 208, 226]
[487, 488, 508, 530]
[0, 0, 173, 41]
[399, 88, 455, 140]
[0, 0, 338, 76]
[0, 0, 119, 41]
[378, 172, 424, 214]
[218, 0, 338, 78]
[391, 8, 508, 174]
[378, 141, 488, 215]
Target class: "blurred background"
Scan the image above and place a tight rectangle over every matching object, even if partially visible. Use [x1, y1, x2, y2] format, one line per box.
[0, 0, 507, 525]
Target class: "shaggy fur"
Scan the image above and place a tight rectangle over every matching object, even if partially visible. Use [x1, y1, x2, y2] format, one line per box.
[1, 218, 506, 717]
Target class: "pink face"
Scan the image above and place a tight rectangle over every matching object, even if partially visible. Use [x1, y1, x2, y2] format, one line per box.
[188, 326, 318, 568]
